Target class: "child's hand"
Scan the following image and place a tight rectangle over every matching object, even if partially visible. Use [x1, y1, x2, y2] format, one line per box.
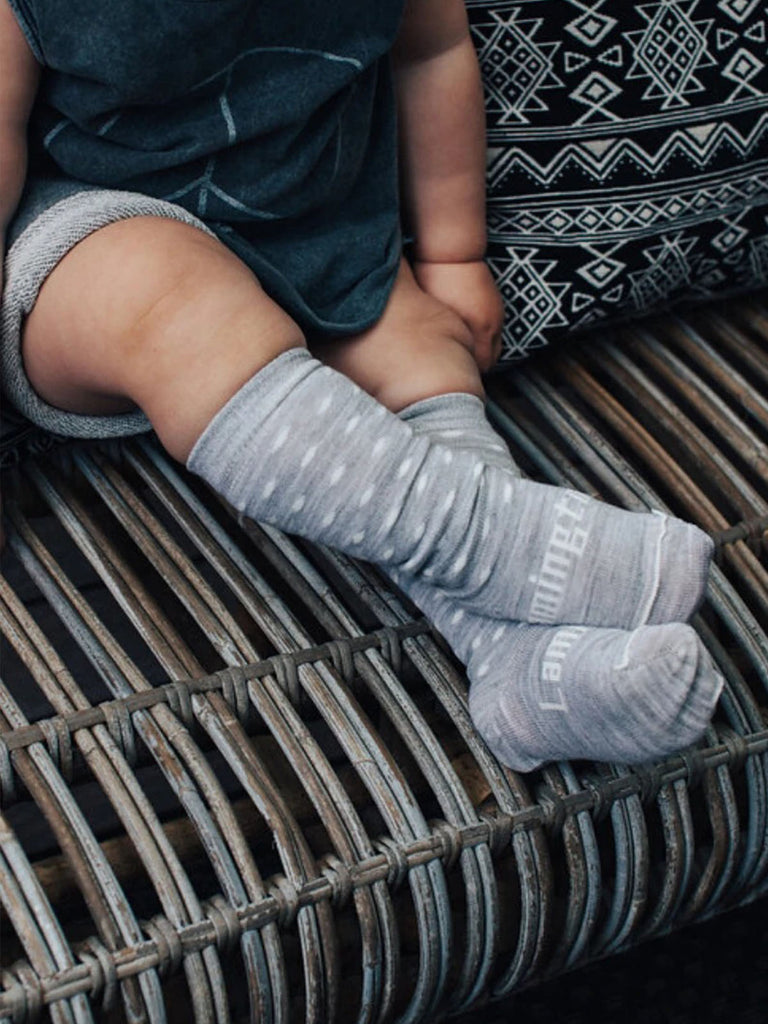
[412, 259, 504, 372]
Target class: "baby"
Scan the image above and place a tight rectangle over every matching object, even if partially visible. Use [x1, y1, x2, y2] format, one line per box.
[0, 0, 723, 770]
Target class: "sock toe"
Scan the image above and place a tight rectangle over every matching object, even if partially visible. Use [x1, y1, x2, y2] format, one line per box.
[641, 519, 714, 626]
[604, 623, 722, 760]
[643, 625, 723, 751]
[466, 621, 722, 771]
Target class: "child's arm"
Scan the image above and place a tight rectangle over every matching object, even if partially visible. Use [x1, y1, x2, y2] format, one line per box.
[392, 0, 503, 371]
[0, 0, 40, 293]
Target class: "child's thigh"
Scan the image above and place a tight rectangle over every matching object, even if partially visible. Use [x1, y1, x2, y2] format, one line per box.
[314, 257, 484, 411]
[22, 215, 305, 455]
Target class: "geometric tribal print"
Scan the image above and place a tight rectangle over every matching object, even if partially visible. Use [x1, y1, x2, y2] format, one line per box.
[467, 0, 768, 362]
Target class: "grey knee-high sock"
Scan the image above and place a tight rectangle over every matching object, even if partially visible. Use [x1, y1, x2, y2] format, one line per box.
[394, 393, 722, 769]
[188, 349, 712, 631]
[398, 392, 515, 472]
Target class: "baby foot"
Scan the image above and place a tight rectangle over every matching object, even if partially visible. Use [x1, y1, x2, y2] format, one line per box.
[398, 572, 720, 771]
[466, 618, 723, 772]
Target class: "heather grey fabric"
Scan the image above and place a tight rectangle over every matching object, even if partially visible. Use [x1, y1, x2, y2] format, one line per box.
[394, 392, 722, 769]
[465, 619, 723, 770]
[398, 392, 513, 470]
[189, 349, 713, 630]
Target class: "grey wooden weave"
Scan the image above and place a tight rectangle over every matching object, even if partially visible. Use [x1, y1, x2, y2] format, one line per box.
[0, 299, 767, 1023]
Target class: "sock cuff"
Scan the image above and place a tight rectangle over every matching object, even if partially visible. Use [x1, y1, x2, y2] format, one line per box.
[400, 391, 517, 474]
[399, 392, 487, 427]
[187, 347, 317, 473]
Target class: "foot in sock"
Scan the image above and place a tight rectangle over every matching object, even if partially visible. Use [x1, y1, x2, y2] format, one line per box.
[388, 565, 721, 769]
[463, 617, 723, 771]
[394, 392, 722, 769]
[188, 349, 713, 631]
[401, 392, 714, 630]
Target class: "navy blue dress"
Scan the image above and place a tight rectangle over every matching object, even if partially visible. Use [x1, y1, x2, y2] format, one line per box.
[9, 0, 406, 335]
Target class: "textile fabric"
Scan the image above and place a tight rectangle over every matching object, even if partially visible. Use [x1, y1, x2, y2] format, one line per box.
[7, 0, 405, 336]
[467, 0, 768, 361]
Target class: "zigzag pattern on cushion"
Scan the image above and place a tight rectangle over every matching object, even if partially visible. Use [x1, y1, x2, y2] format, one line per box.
[467, 0, 768, 361]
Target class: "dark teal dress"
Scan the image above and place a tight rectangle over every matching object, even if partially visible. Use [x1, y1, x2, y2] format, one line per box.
[9, 0, 406, 335]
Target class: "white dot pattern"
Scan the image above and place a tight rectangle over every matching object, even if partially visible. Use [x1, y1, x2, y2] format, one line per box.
[301, 445, 318, 468]
[190, 348, 714, 658]
[271, 424, 290, 452]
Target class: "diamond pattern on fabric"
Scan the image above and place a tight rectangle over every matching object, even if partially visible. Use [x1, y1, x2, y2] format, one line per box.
[471, 9, 563, 124]
[625, 2, 716, 110]
[468, 0, 768, 362]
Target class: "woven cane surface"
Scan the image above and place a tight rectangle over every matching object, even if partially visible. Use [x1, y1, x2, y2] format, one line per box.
[0, 297, 767, 1023]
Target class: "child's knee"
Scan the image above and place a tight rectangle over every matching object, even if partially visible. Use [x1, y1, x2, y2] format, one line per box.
[29, 215, 301, 371]
[101, 218, 305, 453]
[371, 301, 485, 411]
[22, 214, 306, 459]
[97, 218, 300, 364]
[391, 330, 484, 409]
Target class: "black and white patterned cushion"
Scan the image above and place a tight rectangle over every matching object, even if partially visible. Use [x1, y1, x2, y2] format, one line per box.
[468, 0, 768, 362]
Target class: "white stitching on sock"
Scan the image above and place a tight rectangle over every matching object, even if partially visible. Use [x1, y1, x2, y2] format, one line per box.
[613, 630, 636, 670]
[634, 512, 668, 626]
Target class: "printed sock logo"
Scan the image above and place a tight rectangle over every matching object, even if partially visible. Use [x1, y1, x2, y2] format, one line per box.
[539, 625, 587, 712]
[529, 491, 590, 623]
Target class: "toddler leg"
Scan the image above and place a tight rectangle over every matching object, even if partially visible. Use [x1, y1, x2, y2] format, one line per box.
[25, 227, 710, 636]
[189, 346, 711, 628]
[21, 215, 304, 462]
[314, 271, 712, 630]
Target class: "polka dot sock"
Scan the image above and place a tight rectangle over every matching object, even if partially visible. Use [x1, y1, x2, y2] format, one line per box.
[398, 392, 513, 468]
[188, 349, 713, 631]
[394, 392, 722, 769]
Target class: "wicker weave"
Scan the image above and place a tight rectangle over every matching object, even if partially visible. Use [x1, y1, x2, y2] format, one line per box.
[1, 299, 767, 1023]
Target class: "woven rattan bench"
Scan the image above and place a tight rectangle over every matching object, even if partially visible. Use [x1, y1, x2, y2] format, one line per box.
[1, 298, 767, 1023]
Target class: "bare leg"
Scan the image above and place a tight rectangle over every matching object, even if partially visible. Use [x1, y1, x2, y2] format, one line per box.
[314, 258, 485, 411]
[22, 216, 305, 461]
[23, 222, 712, 632]
[24, 229, 480, 452]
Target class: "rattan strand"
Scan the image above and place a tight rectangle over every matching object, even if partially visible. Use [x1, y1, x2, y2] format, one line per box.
[1, 300, 767, 1023]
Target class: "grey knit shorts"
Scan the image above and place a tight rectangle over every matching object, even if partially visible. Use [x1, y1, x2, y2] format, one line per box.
[1, 176, 214, 439]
